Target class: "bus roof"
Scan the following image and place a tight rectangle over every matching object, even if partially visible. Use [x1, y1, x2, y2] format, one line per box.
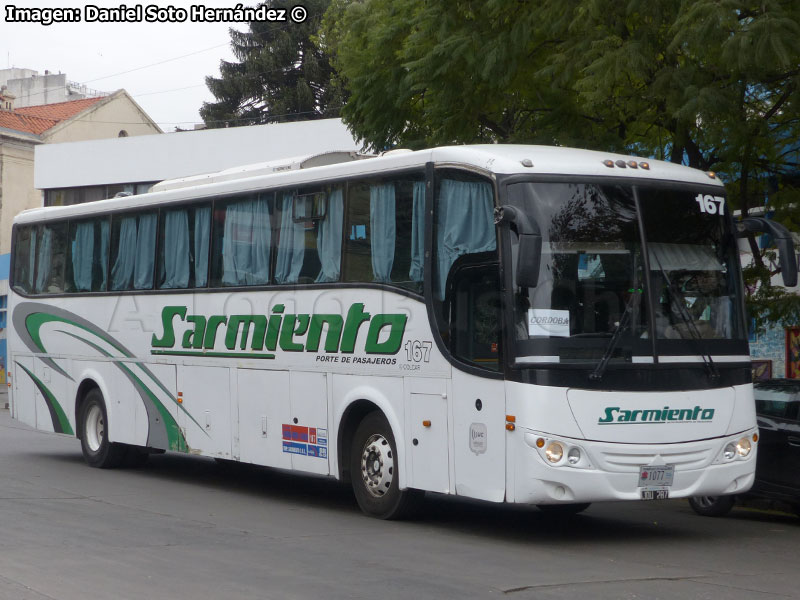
[16, 144, 723, 225]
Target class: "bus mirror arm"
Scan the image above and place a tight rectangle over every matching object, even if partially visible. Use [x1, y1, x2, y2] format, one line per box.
[495, 206, 542, 288]
[738, 217, 798, 287]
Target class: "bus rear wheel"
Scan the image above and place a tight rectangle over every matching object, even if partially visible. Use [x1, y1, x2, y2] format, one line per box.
[79, 388, 126, 469]
[350, 411, 422, 519]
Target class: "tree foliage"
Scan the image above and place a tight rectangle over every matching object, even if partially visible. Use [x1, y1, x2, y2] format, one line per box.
[324, 0, 800, 329]
[201, 0, 344, 128]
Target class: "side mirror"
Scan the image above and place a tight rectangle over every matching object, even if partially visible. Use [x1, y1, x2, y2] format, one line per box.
[494, 205, 542, 288]
[739, 217, 798, 287]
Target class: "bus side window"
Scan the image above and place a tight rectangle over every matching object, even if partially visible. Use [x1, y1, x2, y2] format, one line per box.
[34, 223, 68, 294]
[433, 172, 500, 370]
[274, 187, 344, 284]
[159, 203, 211, 289]
[12, 226, 35, 294]
[67, 217, 110, 293]
[109, 211, 157, 291]
[210, 194, 272, 287]
[342, 177, 424, 291]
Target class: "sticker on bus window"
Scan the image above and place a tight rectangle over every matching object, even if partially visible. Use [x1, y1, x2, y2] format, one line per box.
[528, 309, 570, 337]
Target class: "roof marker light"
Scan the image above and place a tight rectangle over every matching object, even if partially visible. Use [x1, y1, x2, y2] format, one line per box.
[615, 159, 627, 168]
[603, 160, 614, 168]
[640, 162, 650, 170]
[627, 161, 638, 169]
[706, 171, 716, 179]
[520, 158, 533, 167]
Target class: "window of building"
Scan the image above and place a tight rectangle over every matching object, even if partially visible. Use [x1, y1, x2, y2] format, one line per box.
[45, 183, 156, 207]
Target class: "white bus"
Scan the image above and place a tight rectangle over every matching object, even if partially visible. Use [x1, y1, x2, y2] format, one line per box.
[8, 145, 795, 519]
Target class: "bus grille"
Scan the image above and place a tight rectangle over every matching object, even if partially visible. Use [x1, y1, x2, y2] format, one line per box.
[593, 447, 714, 472]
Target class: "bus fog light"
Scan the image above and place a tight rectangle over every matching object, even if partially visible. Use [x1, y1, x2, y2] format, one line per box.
[723, 443, 736, 460]
[545, 442, 564, 463]
[736, 437, 752, 457]
[567, 448, 581, 465]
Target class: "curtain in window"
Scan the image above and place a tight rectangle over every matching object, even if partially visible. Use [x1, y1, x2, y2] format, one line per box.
[162, 210, 190, 288]
[250, 196, 272, 285]
[133, 213, 157, 289]
[369, 184, 395, 282]
[112, 214, 156, 290]
[316, 188, 344, 283]
[99, 219, 109, 290]
[25, 228, 37, 292]
[194, 205, 211, 287]
[275, 192, 305, 284]
[409, 181, 426, 283]
[71, 221, 95, 291]
[436, 179, 496, 299]
[111, 217, 137, 290]
[34, 227, 53, 293]
[221, 196, 271, 286]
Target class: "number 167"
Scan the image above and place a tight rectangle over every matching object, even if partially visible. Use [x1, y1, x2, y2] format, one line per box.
[695, 194, 725, 215]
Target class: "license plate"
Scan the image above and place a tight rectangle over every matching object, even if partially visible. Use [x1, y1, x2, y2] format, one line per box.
[638, 465, 674, 487]
[641, 488, 669, 500]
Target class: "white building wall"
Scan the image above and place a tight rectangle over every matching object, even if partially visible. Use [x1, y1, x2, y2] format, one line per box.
[35, 118, 362, 189]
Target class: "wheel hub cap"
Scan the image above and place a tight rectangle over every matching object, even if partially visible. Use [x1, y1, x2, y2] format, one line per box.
[360, 434, 394, 498]
[85, 405, 104, 453]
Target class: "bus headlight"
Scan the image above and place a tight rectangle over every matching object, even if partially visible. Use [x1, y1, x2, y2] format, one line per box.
[723, 443, 736, 460]
[567, 448, 581, 465]
[736, 437, 752, 457]
[545, 442, 564, 463]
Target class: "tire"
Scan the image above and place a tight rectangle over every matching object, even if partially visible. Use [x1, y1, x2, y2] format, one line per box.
[79, 388, 126, 469]
[688, 495, 736, 517]
[350, 411, 423, 519]
[537, 503, 591, 516]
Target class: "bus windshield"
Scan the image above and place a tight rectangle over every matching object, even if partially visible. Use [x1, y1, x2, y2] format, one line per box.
[506, 182, 746, 364]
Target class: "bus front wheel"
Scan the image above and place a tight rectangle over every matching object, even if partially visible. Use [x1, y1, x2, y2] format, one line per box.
[688, 495, 735, 517]
[350, 411, 422, 519]
[79, 388, 126, 469]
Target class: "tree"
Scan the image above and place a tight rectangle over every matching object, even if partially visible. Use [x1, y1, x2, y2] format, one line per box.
[324, 0, 800, 330]
[201, 0, 344, 128]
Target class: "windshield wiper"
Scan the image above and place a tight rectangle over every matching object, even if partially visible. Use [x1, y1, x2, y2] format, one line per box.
[650, 253, 720, 380]
[589, 288, 641, 381]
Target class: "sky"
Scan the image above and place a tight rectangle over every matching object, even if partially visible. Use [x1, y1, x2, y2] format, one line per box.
[0, 1, 275, 131]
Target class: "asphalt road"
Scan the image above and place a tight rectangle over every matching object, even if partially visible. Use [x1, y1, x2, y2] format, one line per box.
[0, 408, 797, 600]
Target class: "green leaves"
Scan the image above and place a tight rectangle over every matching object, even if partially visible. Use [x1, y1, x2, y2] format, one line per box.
[321, 0, 800, 327]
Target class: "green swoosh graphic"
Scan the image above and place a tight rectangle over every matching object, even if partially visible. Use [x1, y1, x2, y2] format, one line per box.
[15, 362, 74, 435]
[19, 308, 204, 434]
[56, 329, 191, 452]
[24, 311, 179, 405]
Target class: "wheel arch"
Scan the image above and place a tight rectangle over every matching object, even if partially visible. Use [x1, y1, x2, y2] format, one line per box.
[73, 369, 112, 442]
[335, 385, 406, 488]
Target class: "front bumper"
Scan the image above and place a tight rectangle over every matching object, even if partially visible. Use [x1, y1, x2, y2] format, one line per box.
[509, 427, 757, 504]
